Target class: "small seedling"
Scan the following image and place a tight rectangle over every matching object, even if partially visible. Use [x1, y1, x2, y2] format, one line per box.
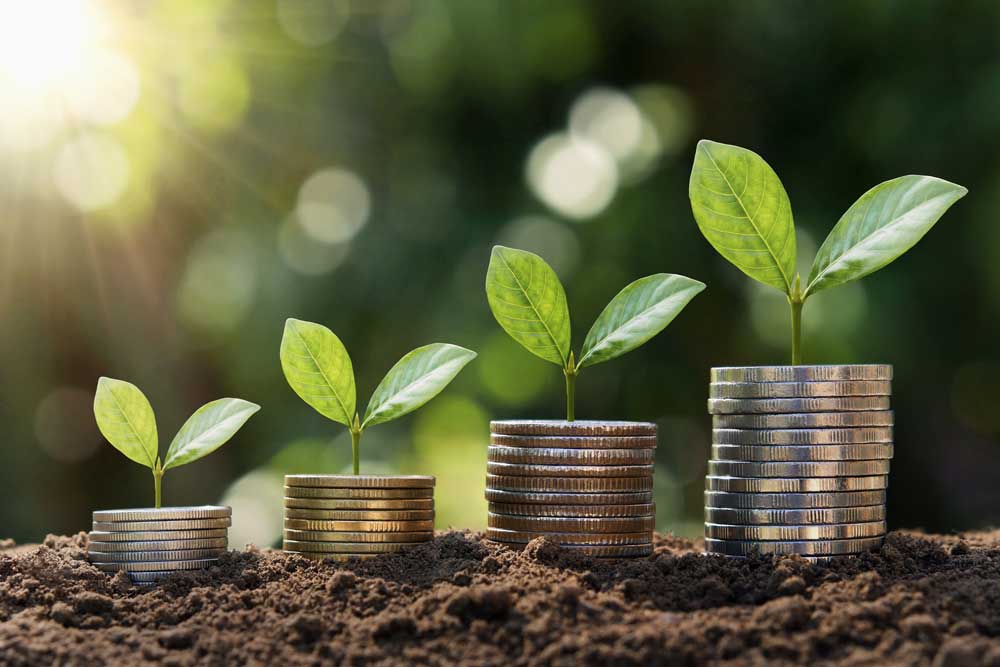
[93, 378, 260, 508]
[486, 245, 705, 421]
[688, 139, 967, 364]
[280, 318, 476, 474]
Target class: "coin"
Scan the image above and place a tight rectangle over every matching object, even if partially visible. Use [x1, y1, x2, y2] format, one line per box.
[712, 411, 894, 429]
[492, 542, 653, 558]
[704, 490, 887, 509]
[127, 570, 214, 583]
[87, 529, 229, 542]
[485, 528, 652, 545]
[709, 380, 891, 399]
[486, 462, 654, 478]
[93, 558, 219, 573]
[284, 486, 434, 499]
[710, 365, 893, 383]
[285, 552, 378, 561]
[490, 420, 656, 437]
[86, 538, 229, 552]
[282, 541, 413, 554]
[284, 474, 435, 489]
[708, 397, 891, 414]
[711, 443, 894, 462]
[283, 509, 434, 521]
[92, 506, 231, 522]
[283, 519, 434, 532]
[488, 502, 655, 518]
[705, 521, 886, 540]
[704, 536, 884, 556]
[284, 497, 434, 510]
[484, 489, 654, 505]
[87, 548, 227, 563]
[712, 427, 893, 445]
[91, 518, 231, 532]
[488, 513, 654, 532]
[708, 460, 891, 478]
[705, 475, 888, 493]
[283, 529, 434, 542]
[704, 506, 886, 525]
[487, 446, 654, 465]
[486, 475, 653, 493]
[489, 434, 658, 449]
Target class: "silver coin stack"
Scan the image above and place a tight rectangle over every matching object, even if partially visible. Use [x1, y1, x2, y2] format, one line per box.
[705, 365, 893, 558]
[486, 420, 657, 558]
[283, 475, 435, 560]
[87, 506, 231, 586]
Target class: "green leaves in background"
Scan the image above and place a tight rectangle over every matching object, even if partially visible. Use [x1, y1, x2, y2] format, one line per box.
[94, 377, 158, 469]
[485, 245, 571, 366]
[362, 344, 477, 429]
[164, 398, 261, 470]
[280, 318, 356, 427]
[579, 274, 707, 368]
[805, 175, 968, 297]
[689, 140, 797, 294]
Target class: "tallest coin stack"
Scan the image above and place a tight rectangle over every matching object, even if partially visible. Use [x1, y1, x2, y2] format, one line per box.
[704, 365, 893, 558]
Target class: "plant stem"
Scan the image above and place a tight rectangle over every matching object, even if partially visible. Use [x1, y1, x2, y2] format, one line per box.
[153, 469, 163, 509]
[790, 299, 803, 365]
[351, 429, 361, 475]
[564, 367, 577, 422]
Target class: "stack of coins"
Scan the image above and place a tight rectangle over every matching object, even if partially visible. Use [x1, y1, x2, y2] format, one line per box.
[705, 365, 893, 558]
[87, 506, 231, 586]
[283, 475, 435, 560]
[485, 420, 657, 558]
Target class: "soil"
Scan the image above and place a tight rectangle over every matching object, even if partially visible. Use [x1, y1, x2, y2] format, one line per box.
[1, 531, 999, 666]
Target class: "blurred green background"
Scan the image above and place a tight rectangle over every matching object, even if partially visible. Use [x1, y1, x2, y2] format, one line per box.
[1, 0, 995, 546]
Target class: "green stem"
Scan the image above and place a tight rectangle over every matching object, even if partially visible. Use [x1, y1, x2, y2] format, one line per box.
[790, 299, 803, 365]
[153, 469, 163, 509]
[351, 429, 361, 475]
[564, 368, 577, 422]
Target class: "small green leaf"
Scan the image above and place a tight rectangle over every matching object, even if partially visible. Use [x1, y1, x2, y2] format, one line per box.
[93, 377, 158, 469]
[578, 274, 706, 368]
[689, 140, 797, 294]
[485, 246, 571, 366]
[805, 175, 967, 297]
[163, 398, 260, 470]
[362, 343, 476, 429]
[280, 318, 356, 426]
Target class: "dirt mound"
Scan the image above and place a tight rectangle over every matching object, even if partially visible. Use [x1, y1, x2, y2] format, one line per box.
[1, 530, 998, 666]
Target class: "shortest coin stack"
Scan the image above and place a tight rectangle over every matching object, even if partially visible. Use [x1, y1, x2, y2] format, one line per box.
[486, 420, 657, 558]
[283, 475, 435, 560]
[88, 506, 231, 586]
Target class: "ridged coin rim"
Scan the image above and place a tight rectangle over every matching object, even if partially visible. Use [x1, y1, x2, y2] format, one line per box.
[712, 411, 894, 429]
[705, 475, 888, 493]
[704, 490, 887, 509]
[705, 521, 887, 540]
[485, 527, 652, 545]
[708, 460, 891, 478]
[488, 513, 655, 533]
[708, 397, 891, 415]
[284, 497, 434, 510]
[91, 518, 231, 532]
[486, 462, 654, 478]
[283, 529, 434, 542]
[489, 502, 655, 518]
[489, 434, 658, 449]
[282, 541, 416, 554]
[284, 486, 434, 499]
[711, 443, 894, 462]
[92, 506, 231, 522]
[710, 365, 893, 383]
[93, 558, 219, 572]
[704, 536, 885, 556]
[487, 445, 654, 465]
[284, 475, 434, 488]
[712, 428, 893, 446]
[87, 529, 229, 542]
[88, 548, 227, 563]
[283, 509, 434, 521]
[709, 380, 891, 399]
[484, 489, 654, 505]
[487, 474, 653, 492]
[86, 538, 228, 552]
[704, 506, 886, 525]
[490, 420, 656, 436]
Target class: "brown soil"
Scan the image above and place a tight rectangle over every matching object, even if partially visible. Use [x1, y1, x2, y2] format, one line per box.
[1, 530, 999, 666]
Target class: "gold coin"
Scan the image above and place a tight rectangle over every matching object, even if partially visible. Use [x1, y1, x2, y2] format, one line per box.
[487, 475, 653, 493]
[91, 518, 231, 532]
[284, 486, 434, 499]
[283, 529, 434, 542]
[487, 445, 654, 465]
[283, 519, 434, 532]
[485, 528, 651, 545]
[92, 506, 231, 522]
[488, 502, 655, 518]
[284, 475, 434, 489]
[489, 434, 657, 449]
[490, 420, 656, 437]
[488, 513, 654, 533]
[486, 462, 654, 478]
[283, 509, 434, 521]
[284, 497, 434, 510]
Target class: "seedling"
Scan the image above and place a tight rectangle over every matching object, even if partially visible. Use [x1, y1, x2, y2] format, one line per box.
[280, 318, 476, 474]
[688, 140, 967, 364]
[93, 377, 260, 508]
[486, 245, 705, 421]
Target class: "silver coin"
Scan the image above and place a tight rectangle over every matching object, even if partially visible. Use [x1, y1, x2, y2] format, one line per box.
[484, 489, 654, 505]
[487, 445, 654, 465]
[712, 427, 893, 445]
[282, 541, 415, 554]
[283, 529, 434, 542]
[86, 538, 228, 552]
[705, 521, 886, 540]
[284, 486, 434, 499]
[711, 443, 894, 462]
[88, 548, 227, 563]
[710, 380, 891, 399]
[489, 434, 658, 450]
[704, 506, 885, 525]
[488, 513, 655, 533]
[704, 536, 885, 556]
[487, 474, 653, 493]
[284, 497, 434, 510]
[713, 411, 894, 429]
[490, 420, 656, 437]
[489, 502, 655, 518]
[486, 462, 654, 478]
[705, 490, 887, 509]
[283, 519, 434, 532]
[91, 518, 231, 532]
[87, 529, 229, 542]
[92, 506, 231, 522]
[283, 509, 434, 521]
[705, 475, 888, 493]
[93, 558, 219, 573]
[710, 365, 893, 383]
[485, 528, 651, 545]
[708, 397, 890, 415]
[126, 570, 214, 583]
[708, 460, 890, 478]
[284, 475, 435, 489]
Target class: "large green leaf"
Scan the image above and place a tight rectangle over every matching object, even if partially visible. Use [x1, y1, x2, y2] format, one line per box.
[805, 175, 967, 297]
[486, 246, 571, 366]
[689, 140, 797, 294]
[163, 398, 260, 470]
[578, 274, 706, 368]
[280, 318, 356, 426]
[93, 377, 158, 469]
[362, 343, 476, 429]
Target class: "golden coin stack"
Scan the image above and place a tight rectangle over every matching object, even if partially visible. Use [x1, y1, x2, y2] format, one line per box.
[283, 475, 435, 560]
[485, 420, 657, 558]
[87, 506, 231, 586]
[705, 365, 893, 558]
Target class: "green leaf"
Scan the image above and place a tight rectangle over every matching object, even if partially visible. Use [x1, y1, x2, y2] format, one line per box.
[93, 377, 158, 469]
[805, 175, 967, 297]
[485, 246, 571, 366]
[689, 140, 797, 294]
[163, 398, 260, 470]
[280, 318, 356, 426]
[578, 274, 706, 368]
[362, 343, 476, 429]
